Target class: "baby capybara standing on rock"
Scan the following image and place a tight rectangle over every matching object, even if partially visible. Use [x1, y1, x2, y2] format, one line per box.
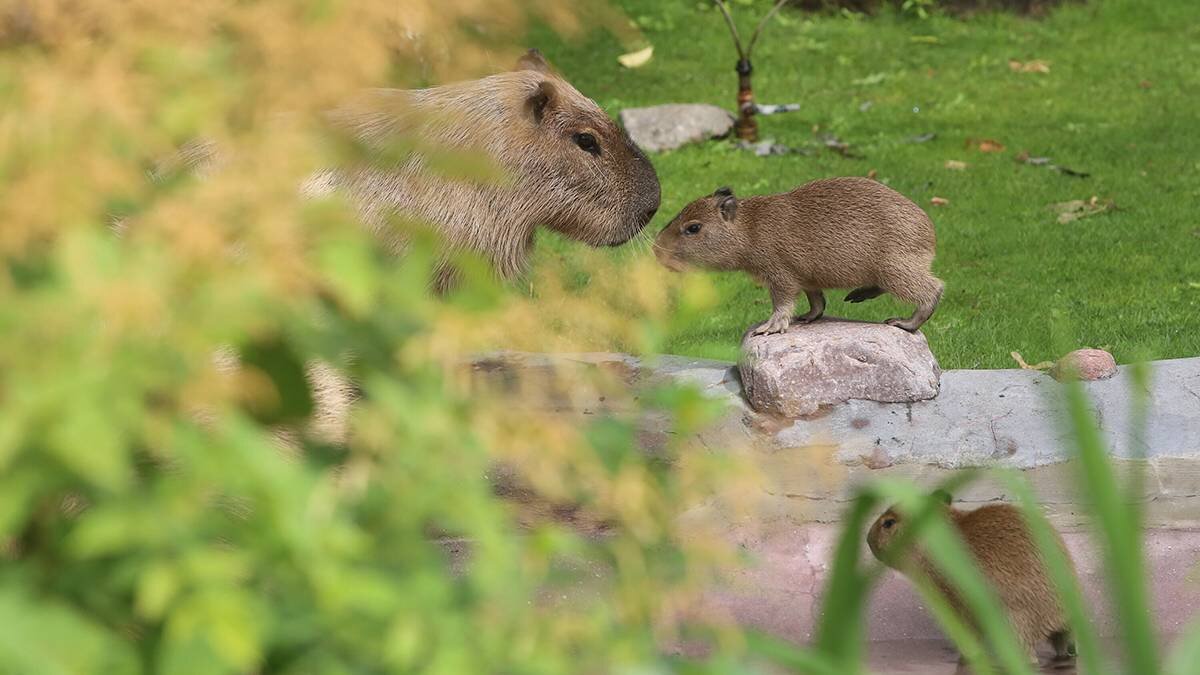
[654, 177, 943, 334]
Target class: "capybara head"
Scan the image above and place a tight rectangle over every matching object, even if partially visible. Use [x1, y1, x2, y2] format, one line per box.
[866, 490, 952, 567]
[503, 49, 660, 246]
[329, 49, 660, 279]
[653, 186, 744, 271]
[866, 505, 905, 565]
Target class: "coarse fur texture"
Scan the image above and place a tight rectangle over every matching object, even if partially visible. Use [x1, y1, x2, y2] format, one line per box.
[308, 49, 661, 290]
[653, 177, 943, 334]
[867, 499, 1079, 667]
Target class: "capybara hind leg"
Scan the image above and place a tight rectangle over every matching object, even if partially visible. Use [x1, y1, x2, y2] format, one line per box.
[797, 289, 826, 323]
[885, 275, 943, 332]
[844, 285, 884, 303]
[1050, 630, 1076, 663]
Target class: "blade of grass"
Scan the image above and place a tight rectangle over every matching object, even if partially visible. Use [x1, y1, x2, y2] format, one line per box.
[874, 479, 1035, 675]
[1164, 617, 1200, 675]
[812, 489, 879, 673]
[861, 474, 991, 673]
[742, 631, 840, 675]
[813, 471, 983, 672]
[996, 469, 1107, 675]
[908, 572, 993, 675]
[1063, 379, 1159, 673]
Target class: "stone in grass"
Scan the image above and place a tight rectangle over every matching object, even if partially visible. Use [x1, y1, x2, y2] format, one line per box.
[739, 319, 941, 418]
[618, 104, 735, 152]
[1051, 348, 1117, 382]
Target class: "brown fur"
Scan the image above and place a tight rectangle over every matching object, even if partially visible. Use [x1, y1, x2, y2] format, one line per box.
[653, 177, 943, 333]
[308, 49, 660, 288]
[867, 500, 1079, 665]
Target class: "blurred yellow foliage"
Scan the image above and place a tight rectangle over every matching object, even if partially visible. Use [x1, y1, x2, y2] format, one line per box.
[0, 1, 756, 673]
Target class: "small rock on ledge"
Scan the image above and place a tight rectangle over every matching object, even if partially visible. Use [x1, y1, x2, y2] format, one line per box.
[619, 104, 735, 152]
[1051, 348, 1117, 382]
[739, 320, 941, 418]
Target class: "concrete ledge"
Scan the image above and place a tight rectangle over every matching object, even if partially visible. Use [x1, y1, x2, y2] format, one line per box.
[780, 360, 1200, 469]
[476, 351, 1200, 469]
[470, 352, 1200, 529]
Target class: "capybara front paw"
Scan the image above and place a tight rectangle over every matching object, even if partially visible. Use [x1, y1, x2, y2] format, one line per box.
[753, 317, 792, 335]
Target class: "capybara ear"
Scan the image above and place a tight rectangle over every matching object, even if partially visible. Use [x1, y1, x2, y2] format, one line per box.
[932, 489, 953, 505]
[717, 191, 737, 222]
[516, 48, 554, 74]
[524, 80, 558, 124]
[712, 186, 734, 198]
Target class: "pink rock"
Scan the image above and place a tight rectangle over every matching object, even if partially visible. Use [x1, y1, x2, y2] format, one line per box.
[1052, 348, 1117, 382]
[738, 319, 941, 418]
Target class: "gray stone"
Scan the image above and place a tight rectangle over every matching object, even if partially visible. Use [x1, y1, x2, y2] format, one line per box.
[738, 320, 941, 418]
[618, 104, 735, 152]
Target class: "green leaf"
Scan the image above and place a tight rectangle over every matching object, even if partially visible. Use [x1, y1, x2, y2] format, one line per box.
[0, 588, 139, 675]
[1064, 379, 1159, 674]
[996, 471, 1107, 675]
[137, 562, 182, 620]
[238, 335, 314, 426]
[47, 402, 130, 491]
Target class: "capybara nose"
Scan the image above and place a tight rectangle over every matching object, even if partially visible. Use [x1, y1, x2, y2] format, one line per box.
[643, 206, 658, 223]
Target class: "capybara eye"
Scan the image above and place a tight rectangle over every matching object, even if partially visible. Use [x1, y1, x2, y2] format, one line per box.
[573, 132, 600, 155]
[882, 518, 896, 529]
[684, 222, 702, 235]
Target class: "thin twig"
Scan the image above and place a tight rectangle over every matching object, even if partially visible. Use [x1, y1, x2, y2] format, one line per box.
[710, 0, 745, 59]
[746, 0, 792, 58]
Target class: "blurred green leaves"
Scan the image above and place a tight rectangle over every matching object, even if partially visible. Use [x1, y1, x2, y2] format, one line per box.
[238, 335, 314, 426]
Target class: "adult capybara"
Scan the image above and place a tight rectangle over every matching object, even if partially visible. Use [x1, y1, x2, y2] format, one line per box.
[309, 49, 661, 288]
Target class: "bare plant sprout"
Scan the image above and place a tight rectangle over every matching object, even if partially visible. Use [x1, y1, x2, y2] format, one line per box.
[711, 0, 793, 141]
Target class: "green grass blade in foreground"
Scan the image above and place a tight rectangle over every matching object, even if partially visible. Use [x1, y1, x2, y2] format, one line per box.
[811, 491, 879, 672]
[873, 479, 1035, 675]
[742, 632, 839, 675]
[996, 470, 1107, 675]
[861, 476, 990, 673]
[812, 471, 982, 672]
[1064, 381, 1159, 674]
[907, 573, 992, 675]
[1165, 617, 1200, 675]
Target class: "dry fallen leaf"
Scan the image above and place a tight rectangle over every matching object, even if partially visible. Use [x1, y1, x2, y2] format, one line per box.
[967, 138, 1005, 153]
[1009, 59, 1051, 73]
[1051, 196, 1115, 224]
[866, 169, 878, 180]
[931, 196, 949, 206]
[1011, 351, 1055, 371]
[1139, 80, 1153, 89]
[944, 160, 968, 170]
[819, 133, 863, 159]
[617, 45, 654, 69]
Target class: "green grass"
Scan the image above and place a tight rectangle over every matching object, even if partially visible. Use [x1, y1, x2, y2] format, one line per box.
[528, 0, 1200, 368]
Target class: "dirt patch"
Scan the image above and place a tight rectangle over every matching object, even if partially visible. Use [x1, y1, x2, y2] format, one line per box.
[790, 0, 1080, 17]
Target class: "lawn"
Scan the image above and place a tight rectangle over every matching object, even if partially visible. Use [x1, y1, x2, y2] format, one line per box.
[526, 0, 1200, 369]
